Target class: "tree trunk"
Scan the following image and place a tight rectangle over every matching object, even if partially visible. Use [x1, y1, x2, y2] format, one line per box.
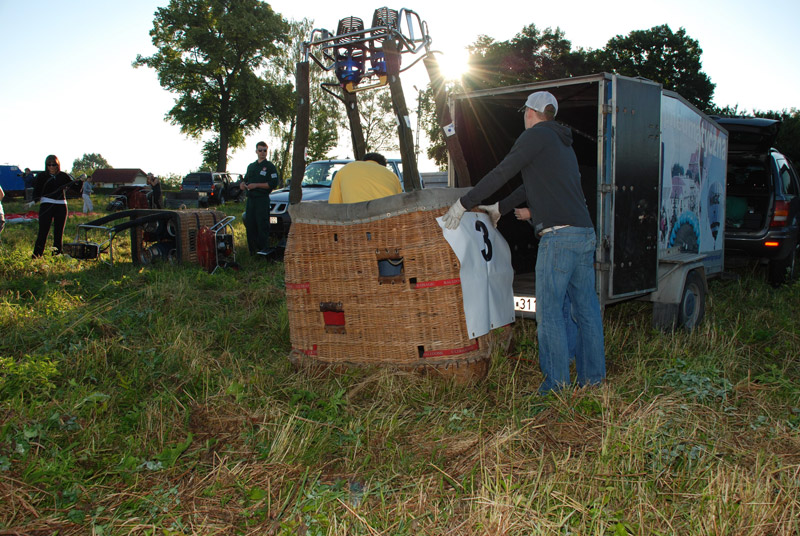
[218, 91, 231, 172]
[217, 133, 229, 173]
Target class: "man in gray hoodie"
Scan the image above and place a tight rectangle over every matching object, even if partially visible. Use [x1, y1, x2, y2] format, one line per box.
[442, 91, 605, 394]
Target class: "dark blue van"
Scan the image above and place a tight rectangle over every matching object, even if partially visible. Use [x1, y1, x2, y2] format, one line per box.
[0, 165, 26, 196]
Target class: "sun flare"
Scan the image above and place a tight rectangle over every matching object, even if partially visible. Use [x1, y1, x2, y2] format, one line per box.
[436, 48, 470, 80]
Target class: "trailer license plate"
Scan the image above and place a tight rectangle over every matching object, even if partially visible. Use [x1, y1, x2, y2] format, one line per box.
[514, 296, 536, 313]
[270, 216, 278, 224]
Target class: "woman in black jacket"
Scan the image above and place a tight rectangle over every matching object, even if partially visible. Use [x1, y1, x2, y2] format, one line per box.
[32, 155, 73, 257]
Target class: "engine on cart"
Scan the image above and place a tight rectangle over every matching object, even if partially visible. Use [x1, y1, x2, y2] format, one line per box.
[64, 209, 236, 273]
[196, 218, 238, 272]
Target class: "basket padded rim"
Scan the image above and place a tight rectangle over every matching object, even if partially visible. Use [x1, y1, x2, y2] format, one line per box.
[289, 187, 471, 225]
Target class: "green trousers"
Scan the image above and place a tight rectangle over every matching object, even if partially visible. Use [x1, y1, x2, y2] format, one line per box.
[244, 196, 271, 254]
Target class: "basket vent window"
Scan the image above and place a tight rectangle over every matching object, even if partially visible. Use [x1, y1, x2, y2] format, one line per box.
[334, 233, 338, 242]
[320, 302, 345, 334]
[378, 257, 404, 284]
[366, 232, 371, 241]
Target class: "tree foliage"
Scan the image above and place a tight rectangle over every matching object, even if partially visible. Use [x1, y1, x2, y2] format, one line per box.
[264, 18, 343, 174]
[463, 25, 593, 91]
[423, 23, 721, 166]
[419, 84, 449, 169]
[595, 25, 715, 110]
[747, 108, 800, 167]
[71, 153, 110, 177]
[199, 137, 220, 172]
[774, 110, 800, 166]
[134, 0, 294, 172]
[352, 87, 398, 155]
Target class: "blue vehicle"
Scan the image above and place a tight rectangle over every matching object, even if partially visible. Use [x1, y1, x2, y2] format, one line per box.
[0, 165, 26, 197]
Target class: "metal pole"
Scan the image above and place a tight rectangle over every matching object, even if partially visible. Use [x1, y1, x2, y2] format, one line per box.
[423, 52, 471, 187]
[384, 39, 421, 191]
[413, 85, 421, 165]
[342, 89, 366, 161]
[289, 61, 310, 205]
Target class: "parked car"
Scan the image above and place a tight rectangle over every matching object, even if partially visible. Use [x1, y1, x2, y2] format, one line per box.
[106, 185, 152, 211]
[715, 116, 800, 286]
[180, 172, 243, 206]
[268, 159, 404, 243]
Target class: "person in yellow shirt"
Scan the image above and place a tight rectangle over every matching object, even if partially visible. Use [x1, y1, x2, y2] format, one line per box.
[328, 153, 402, 204]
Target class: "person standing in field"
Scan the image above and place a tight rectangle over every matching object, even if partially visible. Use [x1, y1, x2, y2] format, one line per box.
[442, 91, 605, 394]
[241, 141, 279, 255]
[147, 173, 163, 209]
[0, 185, 5, 241]
[81, 175, 94, 213]
[31, 155, 73, 257]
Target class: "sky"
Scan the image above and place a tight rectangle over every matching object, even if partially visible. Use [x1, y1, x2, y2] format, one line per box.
[1, 0, 798, 177]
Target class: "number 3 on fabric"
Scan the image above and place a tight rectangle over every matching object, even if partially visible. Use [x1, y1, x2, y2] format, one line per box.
[437, 211, 515, 338]
[475, 220, 493, 262]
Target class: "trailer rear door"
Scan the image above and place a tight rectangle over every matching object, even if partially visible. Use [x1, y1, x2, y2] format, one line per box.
[607, 77, 661, 298]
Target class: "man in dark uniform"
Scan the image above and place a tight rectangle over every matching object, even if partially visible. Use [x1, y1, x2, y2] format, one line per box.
[241, 141, 280, 255]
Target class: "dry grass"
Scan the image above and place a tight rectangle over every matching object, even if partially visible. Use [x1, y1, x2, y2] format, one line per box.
[0, 197, 799, 534]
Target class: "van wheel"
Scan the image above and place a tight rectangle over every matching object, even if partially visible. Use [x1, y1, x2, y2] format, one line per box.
[768, 238, 798, 287]
[678, 270, 705, 331]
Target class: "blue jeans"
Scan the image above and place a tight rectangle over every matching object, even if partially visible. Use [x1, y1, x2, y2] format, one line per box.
[535, 227, 605, 393]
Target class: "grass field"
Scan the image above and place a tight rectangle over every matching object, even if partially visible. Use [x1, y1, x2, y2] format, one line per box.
[1, 196, 798, 535]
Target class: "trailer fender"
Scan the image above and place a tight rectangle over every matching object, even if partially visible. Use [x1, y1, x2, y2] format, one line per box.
[650, 263, 707, 332]
[648, 262, 707, 305]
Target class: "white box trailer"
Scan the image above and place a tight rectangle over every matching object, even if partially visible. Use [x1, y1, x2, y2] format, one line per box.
[449, 73, 728, 330]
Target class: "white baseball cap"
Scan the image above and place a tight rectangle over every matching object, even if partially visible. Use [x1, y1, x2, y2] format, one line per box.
[523, 91, 558, 117]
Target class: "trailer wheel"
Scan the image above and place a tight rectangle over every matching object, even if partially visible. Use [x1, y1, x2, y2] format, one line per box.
[678, 270, 705, 331]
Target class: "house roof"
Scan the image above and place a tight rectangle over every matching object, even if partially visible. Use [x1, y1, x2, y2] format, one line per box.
[91, 168, 147, 184]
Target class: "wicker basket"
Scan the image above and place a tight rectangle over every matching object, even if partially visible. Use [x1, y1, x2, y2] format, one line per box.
[284, 188, 492, 382]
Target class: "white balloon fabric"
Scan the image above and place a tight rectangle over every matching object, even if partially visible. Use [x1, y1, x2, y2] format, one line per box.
[436, 211, 515, 339]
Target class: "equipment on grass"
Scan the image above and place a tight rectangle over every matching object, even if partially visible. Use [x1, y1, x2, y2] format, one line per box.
[63, 209, 235, 273]
[196, 216, 237, 273]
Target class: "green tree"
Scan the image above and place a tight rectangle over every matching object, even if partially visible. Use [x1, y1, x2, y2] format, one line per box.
[199, 137, 220, 172]
[749, 108, 800, 166]
[307, 105, 342, 160]
[463, 25, 593, 91]
[355, 87, 398, 155]
[71, 153, 110, 177]
[134, 0, 294, 172]
[595, 24, 715, 110]
[775, 110, 800, 166]
[263, 18, 343, 177]
[425, 24, 593, 167]
[162, 172, 184, 189]
[419, 84, 449, 169]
